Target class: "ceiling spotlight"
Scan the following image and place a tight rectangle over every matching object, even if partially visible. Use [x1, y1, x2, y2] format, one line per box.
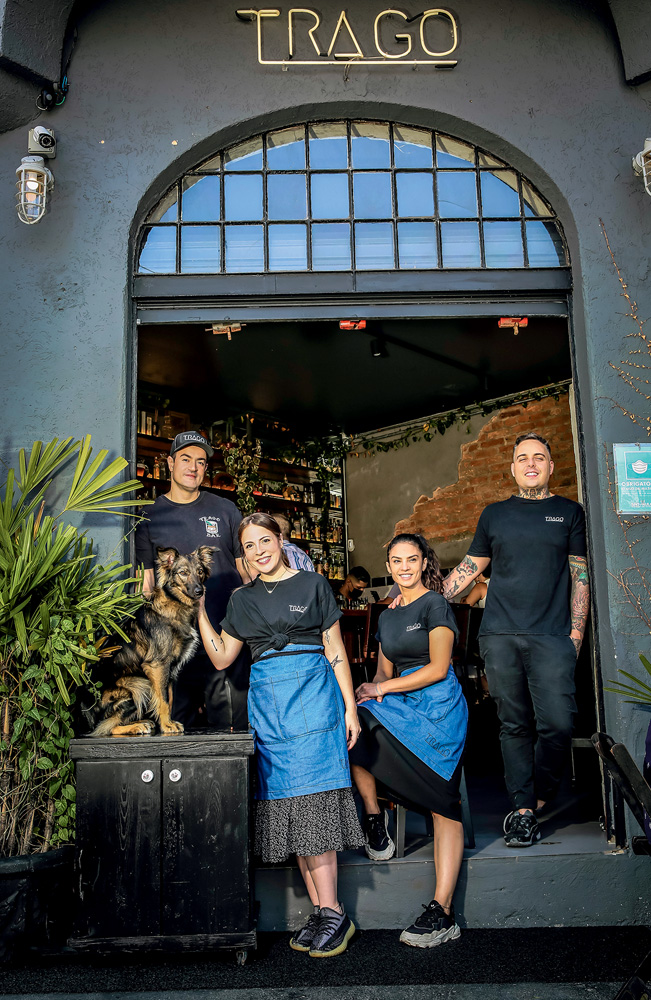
[370, 338, 389, 358]
[206, 323, 244, 341]
[632, 138, 651, 196]
[498, 317, 528, 336]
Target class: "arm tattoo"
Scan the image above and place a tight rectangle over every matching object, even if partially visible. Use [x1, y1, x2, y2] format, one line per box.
[329, 655, 342, 670]
[569, 555, 590, 643]
[444, 555, 480, 599]
[210, 636, 225, 653]
[324, 629, 331, 645]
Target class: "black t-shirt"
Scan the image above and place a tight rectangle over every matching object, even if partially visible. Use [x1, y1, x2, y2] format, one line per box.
[376, 591, 459, 674]
[467, 494, 587, 636]
[135, 491, 242, 623]
[221, 571, 342, 661]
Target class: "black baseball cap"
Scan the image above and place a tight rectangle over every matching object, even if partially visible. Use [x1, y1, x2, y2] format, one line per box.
[170, 431, 214, 459]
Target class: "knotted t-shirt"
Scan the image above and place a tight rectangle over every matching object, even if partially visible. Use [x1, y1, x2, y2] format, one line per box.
[221, 572, 341, 661]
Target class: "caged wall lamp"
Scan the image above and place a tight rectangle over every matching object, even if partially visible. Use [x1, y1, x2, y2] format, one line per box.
[632, 137, 651, 197]
[15, 127, 56, 225]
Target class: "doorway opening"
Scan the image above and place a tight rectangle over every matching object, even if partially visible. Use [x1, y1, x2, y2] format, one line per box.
[134, 311, 603, 858]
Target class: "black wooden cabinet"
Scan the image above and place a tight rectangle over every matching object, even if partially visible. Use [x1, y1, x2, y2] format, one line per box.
[69, 732, 256, 959]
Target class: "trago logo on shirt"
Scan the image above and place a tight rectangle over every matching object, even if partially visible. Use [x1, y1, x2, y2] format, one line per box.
[200, 515, 221, 537]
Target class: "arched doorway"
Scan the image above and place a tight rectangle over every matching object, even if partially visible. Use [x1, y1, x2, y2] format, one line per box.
[131, 119, 603, 855]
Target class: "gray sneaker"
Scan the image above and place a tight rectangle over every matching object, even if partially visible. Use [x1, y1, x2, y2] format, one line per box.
[289, 906, 321, 952]
[309, 906, 355, 957]
[503, 809, 541, 847]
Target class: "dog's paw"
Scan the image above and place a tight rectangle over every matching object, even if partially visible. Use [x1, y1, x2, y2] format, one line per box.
[160, 720, 184, 734]
[113, 721, 155, 737]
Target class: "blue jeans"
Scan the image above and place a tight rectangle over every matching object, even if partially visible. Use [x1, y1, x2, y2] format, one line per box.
[479, 634, 577, 811]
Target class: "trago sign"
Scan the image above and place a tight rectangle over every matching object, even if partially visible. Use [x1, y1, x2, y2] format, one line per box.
[235, 8, 459, 67]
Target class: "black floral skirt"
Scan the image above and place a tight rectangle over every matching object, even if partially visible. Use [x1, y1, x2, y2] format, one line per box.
[255, 786, 364, 863]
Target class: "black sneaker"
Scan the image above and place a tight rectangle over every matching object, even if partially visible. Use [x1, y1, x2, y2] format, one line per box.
[400, 899, 461, 948]
[364, 809, 395, 860]
[503, 809, 541, 847]
[308, 906, 355, 957]
[289, 906, 321, 952]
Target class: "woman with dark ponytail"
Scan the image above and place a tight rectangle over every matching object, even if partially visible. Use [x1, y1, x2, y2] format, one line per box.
[349, 532, 468, 949]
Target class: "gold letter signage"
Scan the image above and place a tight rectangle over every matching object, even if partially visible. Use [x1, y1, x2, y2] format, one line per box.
[236, 7, 459, 67]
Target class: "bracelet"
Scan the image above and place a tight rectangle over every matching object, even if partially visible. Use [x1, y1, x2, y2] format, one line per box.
[376, 682, 382, 696]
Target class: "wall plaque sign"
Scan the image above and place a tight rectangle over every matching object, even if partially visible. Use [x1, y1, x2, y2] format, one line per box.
[613, 442, 651, 514]
[235, 8, 459, 67]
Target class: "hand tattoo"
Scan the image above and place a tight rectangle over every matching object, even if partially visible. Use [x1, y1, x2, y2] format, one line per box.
[444, 555, 479, 598]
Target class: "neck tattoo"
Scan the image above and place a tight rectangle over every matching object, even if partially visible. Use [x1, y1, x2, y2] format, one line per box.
[518, 486, 552, 500]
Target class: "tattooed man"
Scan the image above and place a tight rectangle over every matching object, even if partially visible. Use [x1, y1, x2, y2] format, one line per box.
[443, 432, 589, 848]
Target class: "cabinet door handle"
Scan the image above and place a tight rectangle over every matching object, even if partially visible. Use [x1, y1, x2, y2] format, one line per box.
[169, 768, 182, 782]
[141, 769, 154, 783]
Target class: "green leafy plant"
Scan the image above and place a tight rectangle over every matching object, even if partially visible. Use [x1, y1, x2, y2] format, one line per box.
[220, 434, 262, 514]
[0, 437, 149, 856]
[605, 654, 651, 707]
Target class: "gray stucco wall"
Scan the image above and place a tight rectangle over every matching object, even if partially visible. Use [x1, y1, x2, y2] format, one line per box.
[1, 0, 651, 803]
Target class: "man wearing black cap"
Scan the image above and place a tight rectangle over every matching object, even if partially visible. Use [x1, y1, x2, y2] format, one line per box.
[135, 431, 250, 730]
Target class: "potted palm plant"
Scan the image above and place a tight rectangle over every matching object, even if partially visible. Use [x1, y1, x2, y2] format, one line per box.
[0, 437, 147, 960]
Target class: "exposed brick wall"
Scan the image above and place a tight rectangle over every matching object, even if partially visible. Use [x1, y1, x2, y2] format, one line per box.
[395, 394, 578, 545]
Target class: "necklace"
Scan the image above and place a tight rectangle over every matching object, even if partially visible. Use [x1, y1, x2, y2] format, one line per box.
[262, 572, 289, 595]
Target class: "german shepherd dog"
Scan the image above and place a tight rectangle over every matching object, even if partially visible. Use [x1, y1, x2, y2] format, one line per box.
[88, 546, 214, 737]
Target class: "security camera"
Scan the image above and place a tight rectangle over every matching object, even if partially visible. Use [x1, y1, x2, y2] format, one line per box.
[28, 126, 56, 159]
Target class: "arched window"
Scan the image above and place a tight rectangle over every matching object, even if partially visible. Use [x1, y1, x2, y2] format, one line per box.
[137, 122, 567, 275]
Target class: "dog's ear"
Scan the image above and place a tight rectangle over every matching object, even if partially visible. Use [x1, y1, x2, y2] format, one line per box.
[197, 546, 216, 574]
[156, 547, 179, 570]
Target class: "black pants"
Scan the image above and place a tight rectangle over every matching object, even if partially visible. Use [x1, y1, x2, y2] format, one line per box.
[171, 648, 250, 731]
[479, 633, 577, 811]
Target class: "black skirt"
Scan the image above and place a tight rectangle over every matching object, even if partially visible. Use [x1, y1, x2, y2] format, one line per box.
[349, 706, 463, 822]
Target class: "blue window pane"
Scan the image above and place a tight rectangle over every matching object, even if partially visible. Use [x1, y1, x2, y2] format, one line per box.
[436, 135, 475, 168]
[312, 223, 351, 270]
[225, 225, 264, 272]
[224, 174, 263, 221]
[311, 173, 349, 219]
[182, 176, 220, 222]
[147, 188, 178, 223]
[480, 171, 520, 218]
[484, 221, 524, 268]
[438, 172, 478, 218]
[393, 126, 433, 169]
[308, 123, 348, 168]
[138, 227, 176, 273]
[355, 223, 394, 269]
[396, 173, 434, 218]
[268, 224, 307, 271]
[353, 173, 392, 219]
[267, 174, 307, 220]
[398, 222, 438, 269]
[351, 123, 391, 168]
[267, 127, 305, 169]
[180, 226, 221, 272]
[526, 221, 566, 266]
[440, 222, 481, 267]
[224, 137, 263, 171]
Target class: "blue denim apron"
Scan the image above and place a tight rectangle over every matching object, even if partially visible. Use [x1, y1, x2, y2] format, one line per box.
[362, 666, 468, 780]
[248, 643, 352, 801]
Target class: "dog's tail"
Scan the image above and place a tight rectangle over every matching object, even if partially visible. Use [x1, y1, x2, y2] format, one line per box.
[90, 677, 153, 737]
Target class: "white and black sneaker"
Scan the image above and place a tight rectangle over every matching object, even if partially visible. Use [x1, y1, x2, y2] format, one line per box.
[364, 809, 395, 860]
[289, 906, 321, 952]
[503, 809, 541, 848]
[400, 900, 461, 948]
[308, 906, 355, 957]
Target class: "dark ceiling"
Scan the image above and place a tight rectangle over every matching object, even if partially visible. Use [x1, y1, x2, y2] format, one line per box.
[138, 317, 571, 435]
